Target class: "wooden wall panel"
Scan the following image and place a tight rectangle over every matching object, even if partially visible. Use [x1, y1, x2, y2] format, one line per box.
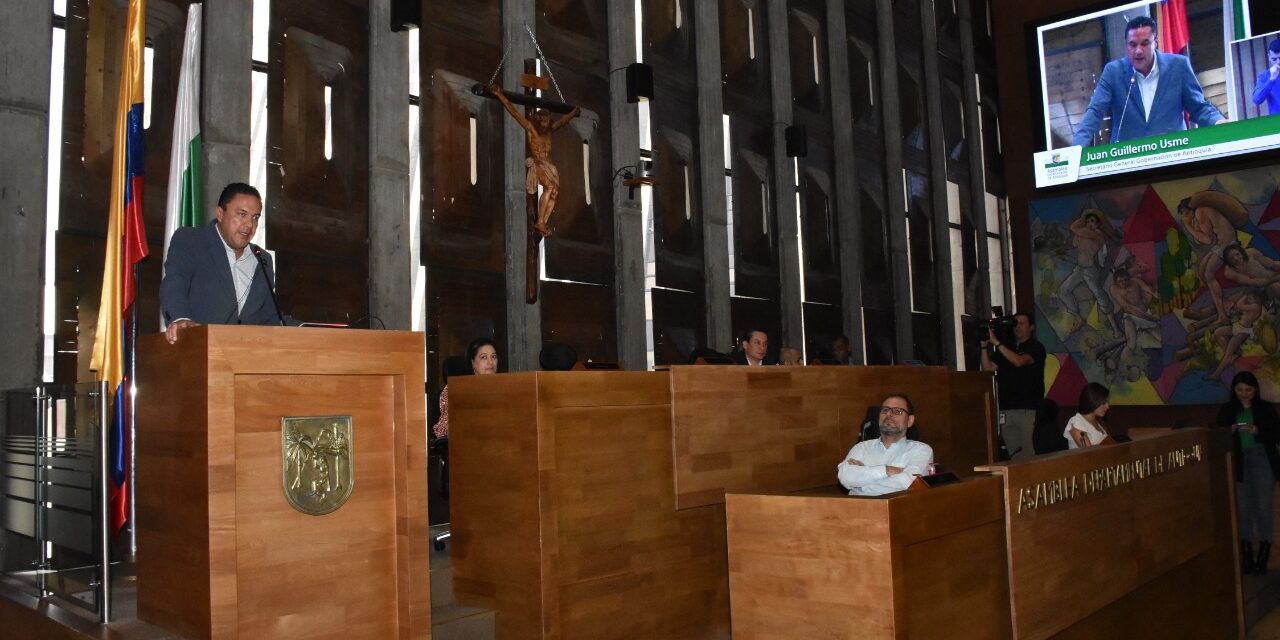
[267, 2, 370, 324]
[540, 280, 618, 366]
[801, 301, 843, 361]
[426, 266, 506, 391]
[722, 0, 780, 304]
[652, 287, 707, 365]
[645, 0, 705, 294]
[537, 0, 614, 286]
[421, 1, 505, 387]
[788, 0, 842, 308]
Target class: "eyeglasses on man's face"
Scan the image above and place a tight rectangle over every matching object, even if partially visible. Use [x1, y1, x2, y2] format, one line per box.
[879, 406, 910, 417]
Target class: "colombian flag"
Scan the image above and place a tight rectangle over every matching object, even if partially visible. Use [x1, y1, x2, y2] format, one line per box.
[90, 0, 148, 536]
[1159, 0, 1190, 57]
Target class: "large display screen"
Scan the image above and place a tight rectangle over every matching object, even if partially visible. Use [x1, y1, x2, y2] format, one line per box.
[1032, 1, 1280, 188]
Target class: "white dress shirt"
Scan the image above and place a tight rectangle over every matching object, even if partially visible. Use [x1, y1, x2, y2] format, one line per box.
[837, 438, 934, 496]
[223, 238, 259, 314]
[1137, 54, 1160, 124]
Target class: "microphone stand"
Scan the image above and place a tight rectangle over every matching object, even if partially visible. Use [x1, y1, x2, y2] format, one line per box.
[251, 245, 287, 326]
[1114, 71, 1137, 143]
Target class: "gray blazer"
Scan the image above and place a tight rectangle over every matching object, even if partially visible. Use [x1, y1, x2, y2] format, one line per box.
[160, 221, 285, 326]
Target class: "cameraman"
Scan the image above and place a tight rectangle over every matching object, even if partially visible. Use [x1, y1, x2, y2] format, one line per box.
[980, 311, 1046, 460]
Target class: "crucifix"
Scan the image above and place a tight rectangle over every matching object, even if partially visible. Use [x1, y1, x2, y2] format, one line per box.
[474, 56, 579, 303]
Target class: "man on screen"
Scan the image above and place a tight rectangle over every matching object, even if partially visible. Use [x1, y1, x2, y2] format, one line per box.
[1252, 39, 1280, 116]
[1071, 16, 1225, 147]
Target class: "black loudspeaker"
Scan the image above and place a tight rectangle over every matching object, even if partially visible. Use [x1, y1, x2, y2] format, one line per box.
[626, 63, 654, 103]
[390, 0, 421, 31]
[785, 124, 807, 157]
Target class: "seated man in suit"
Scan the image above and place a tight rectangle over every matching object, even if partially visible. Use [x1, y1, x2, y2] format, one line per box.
[1071, 15, 1225, 147]
[731, 328, 776, 366]
[160, 182, 290, 343]
[837, 394, 933, 496]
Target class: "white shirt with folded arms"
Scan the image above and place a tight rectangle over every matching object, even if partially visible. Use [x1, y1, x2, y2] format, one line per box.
[837, 438, 934, 496]
[1063, 413, 1107, 449]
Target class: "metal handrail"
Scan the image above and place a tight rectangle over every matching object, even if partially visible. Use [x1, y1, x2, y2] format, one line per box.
[93, 380, 111, 623]
[0, 382, 112, 623]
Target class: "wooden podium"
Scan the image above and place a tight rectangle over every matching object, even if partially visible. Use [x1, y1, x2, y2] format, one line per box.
[135, 326, 430, 639]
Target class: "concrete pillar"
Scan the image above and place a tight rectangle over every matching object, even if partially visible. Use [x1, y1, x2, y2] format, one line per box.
[501, 0, 540, 371]
[607, 2, 646, 371]
[693, 1, 732, 352]
[0, 1, 52, 389]
[875, 0, 914, 360]
[824, 0, 866, 363]
[367, 0, 412, 330]
[919, 0, 958, 367]
[200, 1, 252, 210]
[766, 0, 806, 352]
[958, 0, 992, 318]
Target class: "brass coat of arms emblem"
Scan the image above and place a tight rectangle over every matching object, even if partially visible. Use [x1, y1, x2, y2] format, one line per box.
[282, 416, 354, 515]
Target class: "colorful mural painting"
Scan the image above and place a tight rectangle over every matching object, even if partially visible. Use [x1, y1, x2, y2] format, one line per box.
[1030, 166, 1280, 406]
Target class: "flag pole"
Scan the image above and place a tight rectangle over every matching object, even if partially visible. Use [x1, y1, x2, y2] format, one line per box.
[129, 263, 138, 556]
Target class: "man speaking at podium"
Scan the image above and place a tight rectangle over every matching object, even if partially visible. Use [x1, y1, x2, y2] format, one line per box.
[1070, 15, 1224, 147]
[160, 183, 291, 343]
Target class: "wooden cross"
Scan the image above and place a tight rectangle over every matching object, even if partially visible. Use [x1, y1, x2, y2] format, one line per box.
[473, 59, 580, 303]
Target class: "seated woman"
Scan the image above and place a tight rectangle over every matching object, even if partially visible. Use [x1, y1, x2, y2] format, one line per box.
[432, 337, 499, 438]
[1215, 371, 1280, 575]
[1064, 382, 1111, 449]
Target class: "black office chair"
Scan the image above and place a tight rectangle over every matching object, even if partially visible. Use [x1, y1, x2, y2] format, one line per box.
[1032, 398, 1068, 455]
[428, 355, 473, 538]
[688, 347, 733, 365]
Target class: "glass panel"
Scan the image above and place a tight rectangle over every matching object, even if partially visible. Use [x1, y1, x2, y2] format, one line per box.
[950, 227, 965, 370]
[988, 236, 1005, 312]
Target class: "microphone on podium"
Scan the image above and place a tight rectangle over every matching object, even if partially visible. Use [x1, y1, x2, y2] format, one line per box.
[250, 244, 287, 327]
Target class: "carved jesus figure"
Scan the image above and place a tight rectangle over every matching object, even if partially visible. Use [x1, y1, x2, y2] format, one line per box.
[491, 83, 580, 237]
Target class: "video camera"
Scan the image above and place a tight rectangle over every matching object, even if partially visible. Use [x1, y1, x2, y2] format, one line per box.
[972, 309, 1017, 346]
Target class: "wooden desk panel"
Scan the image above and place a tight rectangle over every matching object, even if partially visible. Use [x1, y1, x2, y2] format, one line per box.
[670, 366, 992, 509]
[726, 477, 1010, 640]
[451, 371, 728, 640]
[977, 428, 1239, 640]
[452, 366, 998, 639]
[670, 366, 845, 509]
[947, 371, 999, 474]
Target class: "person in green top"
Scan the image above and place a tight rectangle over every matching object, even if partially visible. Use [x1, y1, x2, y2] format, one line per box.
[1216, 371, 1280, 575]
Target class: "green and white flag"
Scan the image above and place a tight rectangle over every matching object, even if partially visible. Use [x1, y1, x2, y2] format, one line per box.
[163, 3, 203, 271]
[1231, 0, 1251, 41]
